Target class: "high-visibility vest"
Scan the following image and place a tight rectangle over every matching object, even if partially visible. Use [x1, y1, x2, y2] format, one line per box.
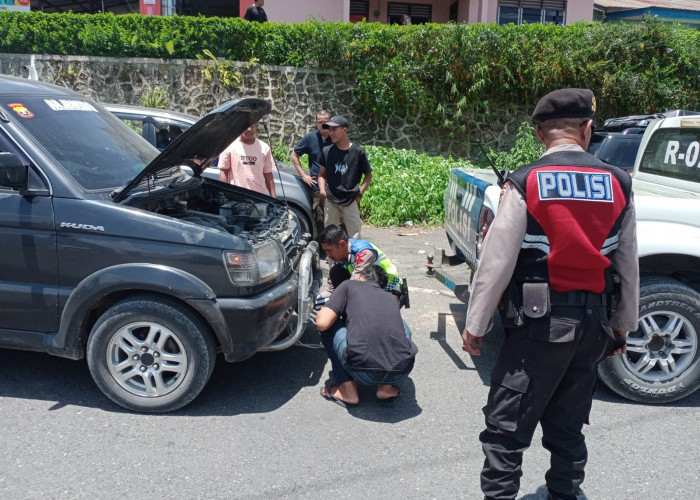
[340, 238, 401, 292]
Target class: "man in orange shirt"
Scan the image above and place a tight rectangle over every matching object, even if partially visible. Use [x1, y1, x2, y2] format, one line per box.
[219, 123, 276, 197]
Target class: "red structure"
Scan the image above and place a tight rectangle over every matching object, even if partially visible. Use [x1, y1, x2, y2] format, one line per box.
[140, 0, 161, 16]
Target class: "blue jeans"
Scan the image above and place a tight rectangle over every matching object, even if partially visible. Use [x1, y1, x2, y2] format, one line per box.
[320, 320, 414, 386]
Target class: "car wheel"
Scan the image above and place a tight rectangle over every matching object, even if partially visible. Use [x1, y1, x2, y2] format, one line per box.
[598, 277, 700, 403]
[87, 296, 216, 412]
[290, 204, 313, 239]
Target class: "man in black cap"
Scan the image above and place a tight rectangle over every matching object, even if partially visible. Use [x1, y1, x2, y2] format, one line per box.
[461, 88, 639, 500]
[318, 115, 372, 239]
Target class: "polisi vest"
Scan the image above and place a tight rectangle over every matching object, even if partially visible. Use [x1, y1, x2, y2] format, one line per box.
[506, 151, 633, 294]
[342, 238, 402, 292]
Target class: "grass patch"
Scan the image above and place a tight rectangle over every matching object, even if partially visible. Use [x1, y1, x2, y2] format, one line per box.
[362, 146, 475, 226]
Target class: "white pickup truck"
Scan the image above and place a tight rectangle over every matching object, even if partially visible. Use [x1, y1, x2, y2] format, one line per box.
[430, 114, 700, 403]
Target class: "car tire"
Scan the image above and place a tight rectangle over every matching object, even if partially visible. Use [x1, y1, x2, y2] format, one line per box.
[597, 276, 700, 403]
[86, 295, 216, 412]
[289, 204, 313, 239]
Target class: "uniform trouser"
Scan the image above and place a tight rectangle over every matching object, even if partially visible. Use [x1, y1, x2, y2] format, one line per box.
[479, 302, 615, 500]
[325, 199, 361, 239]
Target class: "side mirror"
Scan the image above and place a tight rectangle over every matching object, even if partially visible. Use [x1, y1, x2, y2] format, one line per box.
[0, 152, 28, 189]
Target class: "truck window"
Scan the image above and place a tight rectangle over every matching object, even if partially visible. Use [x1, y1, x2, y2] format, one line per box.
[639, 128, 700, 182]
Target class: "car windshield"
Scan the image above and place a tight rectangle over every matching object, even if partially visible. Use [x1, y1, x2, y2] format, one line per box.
[639, 128, 700, 183]
[2, 96, 159, 191]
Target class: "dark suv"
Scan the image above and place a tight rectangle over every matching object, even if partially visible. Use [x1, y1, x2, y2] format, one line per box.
[0, 76, 320, 412]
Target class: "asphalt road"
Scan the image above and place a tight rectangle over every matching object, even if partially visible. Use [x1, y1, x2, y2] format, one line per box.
[1, 226, 698, 500]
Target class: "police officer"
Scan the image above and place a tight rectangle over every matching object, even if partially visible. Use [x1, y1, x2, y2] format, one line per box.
[461, 88, 639, 500]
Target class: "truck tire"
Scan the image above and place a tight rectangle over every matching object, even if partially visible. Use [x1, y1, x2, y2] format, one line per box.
[598, 277, 700, 403]
[87, 296, 216, 412]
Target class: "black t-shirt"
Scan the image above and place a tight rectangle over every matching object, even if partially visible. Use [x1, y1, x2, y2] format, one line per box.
[321, 143, 372, 205]
[244, 6, 267, 22]
[293, 130, 332, 189]
[325, 280, 417, 373]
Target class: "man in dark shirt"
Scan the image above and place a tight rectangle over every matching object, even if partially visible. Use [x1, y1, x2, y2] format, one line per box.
[290, 109, 332, 238]
[318, 115, 372, 239]
[243, 0, 268, 22]
[316, 265, 417, 407]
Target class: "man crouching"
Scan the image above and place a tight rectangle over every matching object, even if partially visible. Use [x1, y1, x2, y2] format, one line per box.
[315, 265, 417, 407]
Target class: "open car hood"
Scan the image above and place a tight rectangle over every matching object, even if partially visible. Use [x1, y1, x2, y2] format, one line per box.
[112, 98, 271, 202]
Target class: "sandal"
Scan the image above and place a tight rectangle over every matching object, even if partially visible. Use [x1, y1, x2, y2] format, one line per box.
[320, 385, 347, 408]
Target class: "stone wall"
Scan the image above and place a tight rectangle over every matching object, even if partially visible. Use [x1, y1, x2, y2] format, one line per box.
[0, 53, 530, 158]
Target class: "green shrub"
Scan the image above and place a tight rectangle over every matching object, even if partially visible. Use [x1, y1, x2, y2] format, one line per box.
[362, 146, 474, 226]
[486, 121, 544, 172]
[140, 84, 168, 109]
[1, 12, 697, 130]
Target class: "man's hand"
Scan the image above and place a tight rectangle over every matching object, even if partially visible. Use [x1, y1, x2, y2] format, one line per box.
[462, 330, 482, 356]
[301, 174, 317, 187]
[610, 328, 627, 357]
[320, 189, 327, 200]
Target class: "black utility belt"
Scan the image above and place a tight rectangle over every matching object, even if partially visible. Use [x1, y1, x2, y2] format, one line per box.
[519, 283, 607, 322]
[501, 282, 610, 329]
[549, 288, 608, 307]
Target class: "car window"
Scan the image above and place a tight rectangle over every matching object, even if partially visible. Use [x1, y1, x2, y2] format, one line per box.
[111, 111, 190, 150]
[595, 136, 641, 171]
[639, 128, 700, 182]
[2, 97, 158, 191]
[156, 123, 186, 150]
[120, 117, 144, 136]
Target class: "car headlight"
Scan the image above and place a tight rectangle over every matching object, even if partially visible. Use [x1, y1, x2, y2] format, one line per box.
[223, 241, 284, 286]
[254, 240, 284, 283]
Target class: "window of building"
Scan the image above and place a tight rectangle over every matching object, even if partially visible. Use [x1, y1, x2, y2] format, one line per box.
[497, 1, 566, 25]
[350, 0, 369, 23]
[388, 2, 432, 25]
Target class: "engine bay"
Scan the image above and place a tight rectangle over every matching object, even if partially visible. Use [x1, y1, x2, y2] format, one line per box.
[127, 178, 297, 246]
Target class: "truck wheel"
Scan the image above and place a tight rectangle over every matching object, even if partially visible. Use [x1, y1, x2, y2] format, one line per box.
[598, 277, 700, 403]
[87, 296, 216, 412]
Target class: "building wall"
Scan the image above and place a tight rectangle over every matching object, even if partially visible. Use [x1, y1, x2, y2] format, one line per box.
[565, 0, 594, 22]
[264, 0, 350, 23]
[261, 0, 593, 25]
[469, 0, 593, 24]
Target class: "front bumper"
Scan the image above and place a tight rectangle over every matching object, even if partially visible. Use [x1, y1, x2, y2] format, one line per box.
[208, 241, 321, 362]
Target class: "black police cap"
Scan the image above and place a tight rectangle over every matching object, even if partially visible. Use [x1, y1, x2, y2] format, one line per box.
[532, 88, 596, 123]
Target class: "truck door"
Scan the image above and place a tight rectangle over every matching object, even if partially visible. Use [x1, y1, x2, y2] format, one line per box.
[0, 131, 59, 333]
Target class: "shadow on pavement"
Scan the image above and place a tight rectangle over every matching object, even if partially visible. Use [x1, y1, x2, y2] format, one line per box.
[437, 302, 700, 408]
[426, 302, 502, 385]
[0, 321, 329, 416]
[520, 484, 590, 500]
[331, 378, 423, 423]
